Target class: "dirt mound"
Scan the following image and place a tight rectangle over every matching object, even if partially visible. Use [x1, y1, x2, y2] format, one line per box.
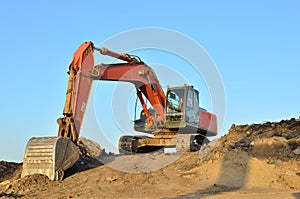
[10, 174, 49, 191]
[0, 161, 22, 182]
[194, 118, 300, 194]
[200, 118, 300, 162]
[0, 174, 50, 198]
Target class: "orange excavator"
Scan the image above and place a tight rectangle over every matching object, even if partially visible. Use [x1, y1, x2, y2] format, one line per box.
[21, 41, 218, 180]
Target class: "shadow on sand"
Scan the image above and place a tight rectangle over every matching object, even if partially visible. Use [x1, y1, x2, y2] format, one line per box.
[168, 144, 251, 198]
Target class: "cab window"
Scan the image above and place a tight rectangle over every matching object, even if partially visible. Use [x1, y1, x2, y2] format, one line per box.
[167, 89, 184, 113]
[187, 89, 193, 108]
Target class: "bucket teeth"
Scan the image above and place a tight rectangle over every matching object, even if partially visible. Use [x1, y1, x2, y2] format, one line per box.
[22, 136, 80, 180]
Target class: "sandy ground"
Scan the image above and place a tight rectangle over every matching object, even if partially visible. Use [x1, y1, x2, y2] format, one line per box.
[0, 118, 300, 198]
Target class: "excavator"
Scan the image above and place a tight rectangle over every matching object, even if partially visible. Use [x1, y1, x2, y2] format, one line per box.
[21, 41, 217, 180]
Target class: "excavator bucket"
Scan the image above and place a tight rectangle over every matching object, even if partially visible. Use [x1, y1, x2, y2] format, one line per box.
[21, 137, 80, 180]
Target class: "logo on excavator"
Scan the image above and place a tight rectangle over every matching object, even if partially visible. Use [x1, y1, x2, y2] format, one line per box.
[81, 102, 86, 112]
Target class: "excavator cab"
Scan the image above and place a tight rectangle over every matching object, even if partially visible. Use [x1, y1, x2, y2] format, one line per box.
[166, 86, 200, 131]
[134, 86, 201, 133]
[166, 85, 217, 137]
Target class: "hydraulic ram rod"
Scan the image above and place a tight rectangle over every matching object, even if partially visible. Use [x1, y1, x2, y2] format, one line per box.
[94, 46, 137, 63]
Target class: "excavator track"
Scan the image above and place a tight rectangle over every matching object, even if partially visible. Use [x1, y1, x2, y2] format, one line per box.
[22, 137, 80, 180]
[118, 133, 209, 153]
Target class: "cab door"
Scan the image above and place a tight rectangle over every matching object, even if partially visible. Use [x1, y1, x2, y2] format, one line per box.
[185, 87, 200, 126]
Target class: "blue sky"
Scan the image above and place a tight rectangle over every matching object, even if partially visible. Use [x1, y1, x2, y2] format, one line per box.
[0, 1, 299, 162]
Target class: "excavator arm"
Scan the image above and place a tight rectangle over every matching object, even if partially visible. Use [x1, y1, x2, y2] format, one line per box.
[22, 42, 95, 180]
[57, 42, 166, 143]
[57, 42, 95, 142]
